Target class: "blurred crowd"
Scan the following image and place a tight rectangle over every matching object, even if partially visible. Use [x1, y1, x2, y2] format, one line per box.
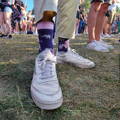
[75, 5, 120, 36]
[0, 0, 37, 39]
[0, 0, 120, 39]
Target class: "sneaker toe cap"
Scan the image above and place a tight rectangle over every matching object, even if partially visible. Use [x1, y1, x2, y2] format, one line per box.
[78, 60, 95, 68]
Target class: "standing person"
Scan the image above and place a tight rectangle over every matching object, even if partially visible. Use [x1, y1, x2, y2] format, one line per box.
[78, 11, 87, 34]
[103, 0, 117, 37]
[87, 0, 115, 52]
[102, 16, 111, 37]
[0, 0, 13, 38]
[31, 0, 95, 110]
[27, 16, 33, 34]
[117, 17, 120, 33]
[75, 6, 80, 35]
[75, 5, 83, 35]
[111, 18, 117, 33]
[13, 0, 25, 34]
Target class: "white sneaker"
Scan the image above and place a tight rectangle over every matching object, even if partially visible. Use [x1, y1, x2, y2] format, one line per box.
[87, 40, 110, 52]
[31, 49, 63, 110]
[57, 49, 95, 68]
[103, 34, 111, 38]
[98, 40, 114, 50]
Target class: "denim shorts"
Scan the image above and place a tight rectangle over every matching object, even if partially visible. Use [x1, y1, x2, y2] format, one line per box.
[91, 0, 113, 4]
[0, 6, 12, 12]
[4, 6, 12, 12]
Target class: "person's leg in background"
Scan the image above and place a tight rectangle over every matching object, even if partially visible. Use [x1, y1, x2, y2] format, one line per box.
[0, 7, 6, 37]
[101, 0, 117, 37]
[107, 8, 116, 35]
[87, 1, 102, 43]
[103, 16, 109, 35]
[95, 0, 114, 49]
[56, 0, 95, 68]
[102, 16, 112, 37]
[15, 20, 20, 34]
[87, 0, 113, 52]
[31, 0, 63, 110]
[3, 6, 13, 38]
[75, 15, 80, 35]
[95, 3, 110, 41]
[75, 6, 80, 36]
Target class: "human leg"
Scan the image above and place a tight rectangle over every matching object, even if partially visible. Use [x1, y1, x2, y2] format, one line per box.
[0, 10, 6, 36]
[88, 1, 102, 42]
[56, 0, 95, 68]
[95, 2, 114, 49]
[31, 0, 63, 110]
[95, 3, 110, 41]
[87, 0, 113, 52]
[3, 6, 13, 38]
[103, 17, 109, 34]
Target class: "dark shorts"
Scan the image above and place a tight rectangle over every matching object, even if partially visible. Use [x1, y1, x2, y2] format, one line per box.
[91, 0, 112, 4]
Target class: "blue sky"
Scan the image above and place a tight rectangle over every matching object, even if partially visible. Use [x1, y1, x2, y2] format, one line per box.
[22, 0, 34, 11]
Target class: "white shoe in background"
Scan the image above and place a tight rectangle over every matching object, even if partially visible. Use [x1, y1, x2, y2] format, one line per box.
[31, 49, 63, 110]
[87, 40, 110, 52]
[103, 34, 111, 38]
[98, 40, 114, 50]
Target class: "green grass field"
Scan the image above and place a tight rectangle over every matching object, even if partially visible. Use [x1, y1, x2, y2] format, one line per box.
[0, 34, 120, 120]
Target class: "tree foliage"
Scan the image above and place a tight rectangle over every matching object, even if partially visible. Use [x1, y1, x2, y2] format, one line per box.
[84, 0, 91, 10]
[80, 0, 91, 12]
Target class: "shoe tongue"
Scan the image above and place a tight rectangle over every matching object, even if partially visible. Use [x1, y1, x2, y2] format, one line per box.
[68, 47, 71, 51]
[39, 49, 51, 56]
[38, 49, 56, 62]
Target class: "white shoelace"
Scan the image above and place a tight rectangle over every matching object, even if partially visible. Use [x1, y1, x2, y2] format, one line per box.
[37, 56, 56, 79]
[70, 49, 79, 56]
[70, 49, 84, 59]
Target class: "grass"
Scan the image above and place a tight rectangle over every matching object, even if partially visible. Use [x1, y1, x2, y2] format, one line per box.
[0, 34, 120, 120]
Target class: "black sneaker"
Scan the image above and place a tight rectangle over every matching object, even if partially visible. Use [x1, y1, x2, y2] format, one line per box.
[2, 34, 12, 39]
[8, 35, 12, 39]
[0, 34, 7, 38]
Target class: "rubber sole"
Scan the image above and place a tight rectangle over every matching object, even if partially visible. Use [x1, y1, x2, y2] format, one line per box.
[57, 56, 95, 68]
[32, 94, 63, 110]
